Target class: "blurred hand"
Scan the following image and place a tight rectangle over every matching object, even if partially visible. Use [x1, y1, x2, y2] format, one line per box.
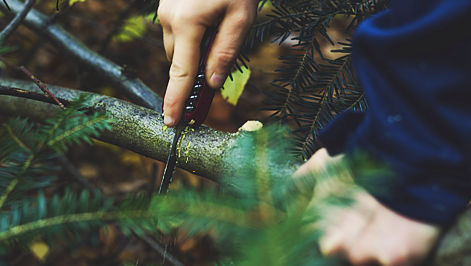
[296, 148, 441, 266]
[158, 0, 258, 126]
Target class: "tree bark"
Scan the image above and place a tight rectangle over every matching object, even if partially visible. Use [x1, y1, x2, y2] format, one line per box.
[1, 2, 470, 264]
[0, 78, 238, 183]
[0, 79, 470, 266]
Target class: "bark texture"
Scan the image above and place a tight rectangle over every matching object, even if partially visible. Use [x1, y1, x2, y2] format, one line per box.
[0, 79, 469, 266]
[0, 78, 238, 182]
[1, 1, 470, 264]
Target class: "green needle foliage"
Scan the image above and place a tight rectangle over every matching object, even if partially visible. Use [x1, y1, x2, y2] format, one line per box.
[151, 125, 389, 265]
[246, 0, 389, 160]
[0, 95, 111, 207]
[0, 95, 158, 257]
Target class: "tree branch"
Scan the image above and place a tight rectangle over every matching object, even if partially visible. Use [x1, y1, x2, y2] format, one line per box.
[0, 0, 34, 43]
[0, 0, 162, 111]
[0, 78, 470, 265]
[0, 78, 237, 183]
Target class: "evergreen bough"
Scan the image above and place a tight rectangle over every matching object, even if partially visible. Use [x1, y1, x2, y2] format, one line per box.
[247, 0, 389, 159]
[0, 95, 157, 257]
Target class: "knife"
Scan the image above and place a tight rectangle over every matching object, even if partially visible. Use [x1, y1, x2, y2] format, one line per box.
[158, 28, 217, 194]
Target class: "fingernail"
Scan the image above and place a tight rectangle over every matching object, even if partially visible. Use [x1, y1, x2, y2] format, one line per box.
[210, 73, 225, 89]
[164, 115, 174, 127]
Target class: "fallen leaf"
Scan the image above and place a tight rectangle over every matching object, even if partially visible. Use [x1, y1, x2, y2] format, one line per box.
[30, 241, 49, 261]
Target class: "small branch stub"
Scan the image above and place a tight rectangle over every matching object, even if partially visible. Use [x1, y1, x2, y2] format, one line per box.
[239, 120, 263, 132]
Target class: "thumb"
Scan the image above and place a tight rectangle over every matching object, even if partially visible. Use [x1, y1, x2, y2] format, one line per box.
[206, 10, 255, 89]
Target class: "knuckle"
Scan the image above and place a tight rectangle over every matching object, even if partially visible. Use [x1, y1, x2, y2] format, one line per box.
[348, 251, 370, 265]
[172, 11, 199, 30]
[158, 5, 198, 31]
[381, 251, 411, 266]
[318, 234, 344, 256]
[163, 94, 181, 110]
[232, 11, 255, 28]
[157, 6, 170, 25]
[214, 49, 237, 68]
[169, 63, 190, 80]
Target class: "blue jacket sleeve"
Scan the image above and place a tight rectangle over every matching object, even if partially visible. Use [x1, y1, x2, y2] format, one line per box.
[320, 0, 471, 225]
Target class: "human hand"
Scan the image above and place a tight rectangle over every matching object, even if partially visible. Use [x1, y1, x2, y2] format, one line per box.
[158, 0, 258, 126]
[295, 148, 441, 266]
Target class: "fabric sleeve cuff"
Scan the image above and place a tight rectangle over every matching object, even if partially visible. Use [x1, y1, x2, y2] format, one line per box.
[366, 181, 469, 226]
[318, 110, 365, 156]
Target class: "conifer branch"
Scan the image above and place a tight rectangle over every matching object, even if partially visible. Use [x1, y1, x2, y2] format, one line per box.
[0, 210, 149, 241]
[4, 123, 32, 152]
[0, 178, 18, 208]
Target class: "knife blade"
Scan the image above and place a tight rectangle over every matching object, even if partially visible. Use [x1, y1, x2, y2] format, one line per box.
[159, 28, 218, 194]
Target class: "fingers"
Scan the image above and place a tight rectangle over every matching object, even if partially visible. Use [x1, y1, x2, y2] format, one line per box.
[163, 27, 205, 126]
[318, 191, 441, 265]
[158, 4, 174, 62]
[158, 0, 258, 125]
[205, 3, 256, 89]
[163, 32, 174, 62]
[319, 205, 373, 257]
[294, 148, 331, 177]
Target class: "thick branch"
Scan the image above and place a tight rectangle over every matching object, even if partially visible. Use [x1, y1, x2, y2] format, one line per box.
[0, 78, 237, 182]
[0, 0, 34, 43]
[0, 78, 470, 265]
[0, 0, 162, 111]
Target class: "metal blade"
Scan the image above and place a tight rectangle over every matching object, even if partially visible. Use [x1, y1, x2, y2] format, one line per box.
[158, 124, 183, 194]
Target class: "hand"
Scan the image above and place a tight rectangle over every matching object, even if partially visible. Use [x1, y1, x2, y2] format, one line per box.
[158, 0, 258, 126]
[296, 148, 441, 266]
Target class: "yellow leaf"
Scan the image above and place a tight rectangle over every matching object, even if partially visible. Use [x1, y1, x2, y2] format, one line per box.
[57, 0, 86, 9]
[30, 241, 50, 261]
[113, 16, 147, 43]
[69, 0, 86, 5]
[221, 66, 251, 106]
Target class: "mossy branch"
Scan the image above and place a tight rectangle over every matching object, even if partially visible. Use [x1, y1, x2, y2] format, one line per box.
[0, 78, 238, 183]
[0, 78, 470, 264]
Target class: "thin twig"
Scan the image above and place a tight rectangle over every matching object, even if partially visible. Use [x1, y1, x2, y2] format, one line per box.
[0, 0, 163, 111]
[133, 231, 184, 266]
[0, 0, 34, 43]
[1, 0, 9, 11]
[0, 85, 72, 106]
[18, 66, 65, 109]
[0, 58, 66, 109]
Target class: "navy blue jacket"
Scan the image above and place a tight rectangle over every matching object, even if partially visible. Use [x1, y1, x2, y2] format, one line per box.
[319, 0, 471, 225]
